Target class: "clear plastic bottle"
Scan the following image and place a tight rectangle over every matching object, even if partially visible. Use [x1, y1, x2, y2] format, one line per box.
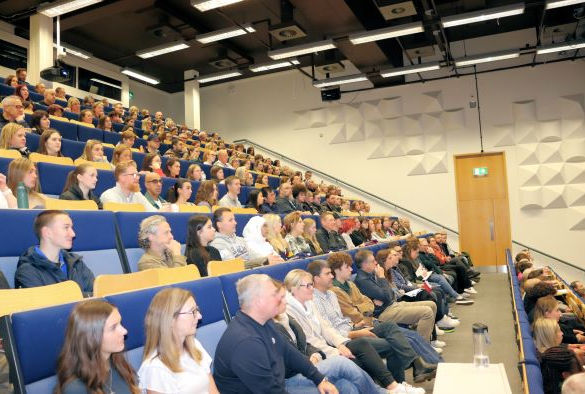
[472, 322, 490, 367]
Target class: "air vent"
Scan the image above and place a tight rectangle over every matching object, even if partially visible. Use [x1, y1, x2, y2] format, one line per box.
[209, 58, 238, 69]
[375, 0, 418, 20]
[269, 23, 307, 42]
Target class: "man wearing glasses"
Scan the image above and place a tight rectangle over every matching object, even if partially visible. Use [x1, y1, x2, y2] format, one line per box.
[100, 161, 157, 211]
[0, 96, 29, 129]
[144, 172, 167, 210]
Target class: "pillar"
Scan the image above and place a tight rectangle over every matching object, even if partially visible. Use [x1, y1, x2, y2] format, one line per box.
[184, 69, 201, 130]
[28, 14, 54, 85]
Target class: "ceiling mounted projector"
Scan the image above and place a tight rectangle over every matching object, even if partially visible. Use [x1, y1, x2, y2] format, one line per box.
[40, 62, 70, 83]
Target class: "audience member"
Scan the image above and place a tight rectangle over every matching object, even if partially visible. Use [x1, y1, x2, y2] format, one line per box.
[164, 157, 181, 178]
[213, 149, 232, 169]
[42, 89, 56, 107]
[144, 134, 160, 155]
[167, 178, 194, 205]
[242, 216, 283, 261]
[7, 157, 45, 208]
[143, 172, 167, 210]
[15, 68, 27, 84]
[111, 145, 132, 168]
[137, 215, 186, 271]
[283, 212, 313, 257]
[79, 139, 107, 163]
[55, 300, 137, 393]
[119, 130, 136, 149]
[213, 274, 338, 393]
[186, 163, 205, 181]
[140, 153, 164, 177]
[316, 212, 347, 253]
[259, 186, 277, 213]
[218, 176, 242, 208]
[79, 109, 94, 126]
[15, 210, 94, 294]
[60, 163, 102, 209]
[164, 138, 189, 159]
[0, 172, 17, 209]
[541, 346, 582, 394]
[185, 215, 220, 277]
[202, 151, 216, 166]
[264, 214, 290, 258]
[55, 86, 66, 100]
[93, 102, 105, 119]
[245, 188, 263, 212]
[303, 218, 323, 255]
[570, 281, 585, 298]
[97, 115, 112, 132]
[276, 182, 298, 214]
[0, 123, 30, 157]
[66, 97, 80, 114]
[30, 110, 50, 135]
[194, 180, 217, 208]
[562, 372, 585, 394]
[0, 96, 28, 129]
[15, 84, 29, 103]
[138, 288, 219, 393]
[100, 161, 156, 212]
[210, 165, 225, 183]
[210, 208, 282, 268]
[37, 129, 63, 156]
[35, 82, 46, 95]
[47, 104, 65, 118]
[4, 75, 17, 87]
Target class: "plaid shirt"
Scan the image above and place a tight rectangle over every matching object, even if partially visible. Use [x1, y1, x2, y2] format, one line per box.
[312, 288, 353, 337]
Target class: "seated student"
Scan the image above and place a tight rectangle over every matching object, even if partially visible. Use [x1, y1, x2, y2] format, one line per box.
[213, 149, 232, 169]
[350, 217, 370, 246]
[353, 249, 436, 343]
[202, 151, 216, 166]
[186, 163, 205, 181]
[37, 129, 63, 157]
[245, 188, 263, 212]
[218, 175, 242, 208]
[143, 172, 168, 210]
[141, 117, 153, 134]
[284, 212, 313, 257]
[210, 208, 283, 268]
[0, 172, 17, 208]
[79, 109, 94, 126]
[97, 114, 112, 132]
[338, 218, 357, 249]
[534, 296, 585, 345]
[271, 280, 387, 394]
[166, 178, 194, 206]
[93, 102, 104, 119]
[55, 86, 66, 100]
[213, 274, 339, 394]
[140, 152, 164, 177]
[30, 110, 50, 135]
[100, 161, 157, 212]
[516, 260, 534, 281]
[259, 186, 277, 213]
[47, 104, 65, 118]
[525, 281, 558, 318]
[138, 288, 219, 393]
[436, 232, 479, 279]
[276, 182, 298, 214]
[118, 129, 137, 149]
[164, 138, 189, 160]
[570, 281, 585, 298]
[534, 318, 566, 356]
[316, 212, 347, 253]
[164, 157, 181, 178]
[321, 194, 341, 218]
[7, 157, 46, 208]
[4, 74, 17, 87]
[193, 180, 217, 208]
[370, 219, 389, 242]
[185, 215, 220, 277]
[55, 300, 137, 394]
[283, 269, 421, 393]
[242, 215, 283, 261]
[137, 215, 187, 271]
[144, 134, 161, 155]
[429, 236, 479, 284]
[541, 346, 582, 394]
[563, 372, 585, 393]
[292, 184, 313, 213]
[210, 165, 225, 184]
[66, 97, 80, 114]
[0, 123, 30, 157]
[309, 259, 437, 386]
[60, 163, 102, 209]
[15, 210, 94, 294]
[110, 144, 132, 169]
[0, 96, 29, 129]
[264, 213, 291, 259]
[303, 217, 323, 255]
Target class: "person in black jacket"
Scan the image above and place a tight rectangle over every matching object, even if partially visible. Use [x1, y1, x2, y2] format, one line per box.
[276, 182, 298, 214]
[316, 212, 347, 253]
[184, 215, 221, 277]
[59, 163, 102, 209]
[259, 186, 278, 213]
[15, 210, 95, 295]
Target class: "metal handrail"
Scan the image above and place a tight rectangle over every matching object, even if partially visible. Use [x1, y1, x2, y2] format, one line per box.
[236, 138, 580, 270]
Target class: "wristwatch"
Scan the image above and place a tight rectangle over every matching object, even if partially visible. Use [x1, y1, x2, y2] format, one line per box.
[321, 377, 329, 383]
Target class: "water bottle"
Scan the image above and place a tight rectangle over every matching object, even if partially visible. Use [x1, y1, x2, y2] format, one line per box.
[16, 182, 28, 209]
[472, 322, 490, 367]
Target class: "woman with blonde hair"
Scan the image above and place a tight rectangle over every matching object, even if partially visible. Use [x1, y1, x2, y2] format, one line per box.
[186, 163, 206, 182]
[0, 123, 30, 157]
[7, 158, 45, 208]
[303, 218, 323, 255]
[55, 300, 138, 393]
[264, 214, 291, 258]
[534, 318, 564, 354]
[66, 97, 80, 114]
[138, 287, 219, 393]
[534, 296, 585, 344]
[37, 129, 63, 157]
[79, 139, 108, 163]
[111, 145, 132, 169]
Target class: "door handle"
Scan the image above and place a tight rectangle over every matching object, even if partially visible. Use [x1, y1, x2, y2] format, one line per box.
[489, 221, 494, 241]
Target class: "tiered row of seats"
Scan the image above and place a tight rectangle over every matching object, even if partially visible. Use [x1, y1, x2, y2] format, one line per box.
[0, 241, 395, 394]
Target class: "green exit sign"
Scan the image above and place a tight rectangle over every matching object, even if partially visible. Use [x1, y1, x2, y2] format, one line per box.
[473, 167, 488, 177]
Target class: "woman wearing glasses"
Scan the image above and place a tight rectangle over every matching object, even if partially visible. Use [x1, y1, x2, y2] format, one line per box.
[138, 287, 219, 394]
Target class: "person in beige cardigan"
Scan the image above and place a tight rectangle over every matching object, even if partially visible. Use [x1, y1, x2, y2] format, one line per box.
[137, 215, 186, 271]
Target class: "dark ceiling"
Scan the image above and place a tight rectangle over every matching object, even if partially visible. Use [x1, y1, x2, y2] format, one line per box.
[1, 0, 583, 92]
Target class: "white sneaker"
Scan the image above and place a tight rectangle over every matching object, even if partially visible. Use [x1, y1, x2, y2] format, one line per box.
[461, 292, 471, 299]
[446, 316, 460, 326]
[389, 382, 426, 394]
[431, 340, 446, 348]
[432, 346, 443, 354]
[437, 316, 457, 329]
[471, 280, 477, 285]
[464, 287, 477, 294]
[455, 299, 474, 305]
[435, 325, 445, 336]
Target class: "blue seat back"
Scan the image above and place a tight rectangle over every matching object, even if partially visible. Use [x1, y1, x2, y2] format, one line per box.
[103, 130, 121, 145]
[60, 139, 86, 161]
[0, 83, 15, 97]
[0, 157, 11, 175]
[61, 111, 79, 121]
[26, 132, 40, 152]
[234, 214, 257, 237]
[77, 125, 103, 142]
[94, 168, 116, 196]
[50, 118, 77, 141]
[219, 270, 255, 318]
[37, 162, 73, 196]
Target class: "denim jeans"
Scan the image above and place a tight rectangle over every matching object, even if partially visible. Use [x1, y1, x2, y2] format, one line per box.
[428, 272, 459, 299]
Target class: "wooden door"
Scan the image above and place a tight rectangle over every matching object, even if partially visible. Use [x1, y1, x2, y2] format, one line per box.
[454, 152, 511, 266]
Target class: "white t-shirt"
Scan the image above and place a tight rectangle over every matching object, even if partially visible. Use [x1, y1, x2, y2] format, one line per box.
[0, 192, 8, 209]
[138, 339, 212, 394]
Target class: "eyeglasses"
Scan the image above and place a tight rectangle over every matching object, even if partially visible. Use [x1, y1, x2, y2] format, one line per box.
[147, 179, 162, 184]
[176, 306, 200, 317]
[299, 283, 314, 289]
[123, 172, 139, 178]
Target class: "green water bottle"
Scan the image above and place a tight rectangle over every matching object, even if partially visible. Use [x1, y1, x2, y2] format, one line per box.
[16, 182, 28, 209]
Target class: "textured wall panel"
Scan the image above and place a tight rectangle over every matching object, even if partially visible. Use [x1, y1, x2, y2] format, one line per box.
[538, 119, 562, 142]
[404, 135, 425, 155]
[519, 187, 543, 209]
[441, 109, 465, 130]
[536, 142, 563, 164]
[561, 139, 585, 162]
[378, 97, 403, 118]
[423, 152, 448, 174]
[541, 186, 567, 208]
[517, 165, 541, 187]
[564, 185, 585, 207]
[513, 100, 537, 122]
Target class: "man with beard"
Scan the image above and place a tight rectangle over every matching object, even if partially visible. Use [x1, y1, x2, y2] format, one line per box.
[100, 161, 157, 211]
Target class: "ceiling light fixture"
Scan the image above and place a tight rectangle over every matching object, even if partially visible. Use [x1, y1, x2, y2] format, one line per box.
[441, 3, 525, 28]
[38, 0, 103, 17]
[454, 50, 520, 67]
[348, 22, 424, 45]
[121, 69, 160, 85]
[136, 41, 190, 59]
[312, 73, 369, 88]
[380, 62, 441, 77]
[545, 0, 585, 9]
[197, 70, 243, 84]
[90, 78, 122, 89]
[268, 39, 336, 60]
[536, 39, 585, 54]
[52, 43, 91, 59]
[249, 59, 300, 72]
[196, 24, 256, 44]
[191, 0, 245, 12]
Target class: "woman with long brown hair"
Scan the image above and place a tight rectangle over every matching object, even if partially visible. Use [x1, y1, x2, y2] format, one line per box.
[7, 157, 45, 208]
[302, 218, 322, 255]
[185, 215, 220, 277]
[60, 163, 102, 209]
[194, 180, 218, 208]
[138, 288, 219, 393]
[55, 299, 138, 393]
[37, 129, 63, 157]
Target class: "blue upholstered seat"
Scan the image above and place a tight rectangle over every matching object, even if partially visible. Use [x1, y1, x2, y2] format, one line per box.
[50, 118, 78, 141]
[77, 124, 103, 142]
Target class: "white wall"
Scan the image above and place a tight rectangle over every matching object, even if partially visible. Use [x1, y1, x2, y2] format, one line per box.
[128, 80, 185, 124]
[200, 59, 585, 267]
